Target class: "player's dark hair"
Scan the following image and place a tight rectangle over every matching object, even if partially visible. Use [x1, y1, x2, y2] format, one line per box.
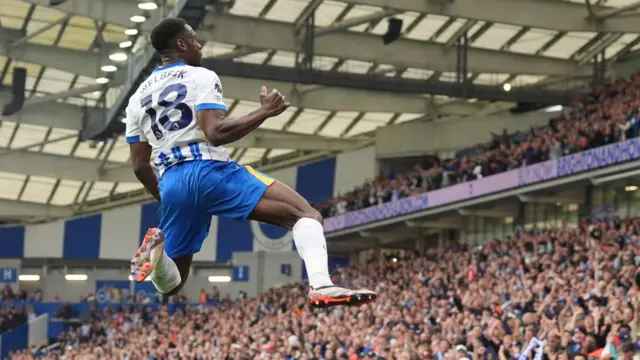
[150, 17, 188, 54]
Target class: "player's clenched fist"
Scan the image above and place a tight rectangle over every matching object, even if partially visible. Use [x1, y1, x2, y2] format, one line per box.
[260, 86, 290, 117]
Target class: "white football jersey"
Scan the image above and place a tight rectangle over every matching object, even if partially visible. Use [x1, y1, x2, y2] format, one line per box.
[125, 62, 230, 177]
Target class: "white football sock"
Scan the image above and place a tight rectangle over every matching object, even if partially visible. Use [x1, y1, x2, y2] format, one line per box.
[150, 250, 182, 294]
[292, 218, 333, 288]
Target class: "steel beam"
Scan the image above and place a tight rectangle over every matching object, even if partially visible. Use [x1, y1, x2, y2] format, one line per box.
[232, 128, 370, 150]
[23, 84, 106, 107]
[200, 14, 591, 77]
[315, 9, 401, 36]
[340, 0, 640, 33]
[0, 132, 362, 183]
[0, 42, 124, 82]
[202, 59, 578, 105]
[0, 199, 73, 217]
[3, 92, 368, 148]
[228, 8, 400, 62]
[219, 76, 434, 113]
[10, 15, 71, 48]
[0, 92, 88, 130]
[0, 150, 133, 182]
[592, 0, 640, 20]
[1, 42, 438, 113]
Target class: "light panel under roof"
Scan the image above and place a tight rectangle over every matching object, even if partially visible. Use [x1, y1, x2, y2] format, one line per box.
[544, 32, 595, 59]
[230, 0, 270, 17]
[264, 0, 307, 22]
[288, 109, 331, 134]
[606, 33, 640, 59]
[346, 118, 383, 137]
[240, 148, 267, 163]
[20, 176, 57, 203]
[509, 28, 557, 54]
[319, 111, 360, 138]
[473, 24, 522, 50]
[49, 179, 82, 206]
[10, 123, 49, 149]
[405, 14, 450, 41]
[0, 172, 26, 201]
[314, 0, 348, 27]
[86, 181, 114, 201]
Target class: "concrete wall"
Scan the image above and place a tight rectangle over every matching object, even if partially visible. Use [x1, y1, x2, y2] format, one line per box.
[231, 251, 302, 298]
[375, 110, 556, 158]
[614, 51, 640, 80]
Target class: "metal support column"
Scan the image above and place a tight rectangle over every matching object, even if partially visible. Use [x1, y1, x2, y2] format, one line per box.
[296, 12, 315, 71]
[592, 50, 606, 89]
[582, 185, 594, 219]
[456, 32, 469, 98]
[516, 201, 526, 228]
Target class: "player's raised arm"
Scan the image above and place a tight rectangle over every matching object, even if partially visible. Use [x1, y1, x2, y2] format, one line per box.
[197, 83, 289, 146]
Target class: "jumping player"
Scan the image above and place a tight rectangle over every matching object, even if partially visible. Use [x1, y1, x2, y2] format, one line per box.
[125, 18, 376, 308]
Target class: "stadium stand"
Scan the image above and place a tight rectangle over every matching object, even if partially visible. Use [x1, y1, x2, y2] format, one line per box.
[317, 73, 640, 218]
[6, 217, 640, 360]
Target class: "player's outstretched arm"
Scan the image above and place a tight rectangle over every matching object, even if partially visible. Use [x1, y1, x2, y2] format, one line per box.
[129, 142, 161, 201]
[198, 87, 289, 146]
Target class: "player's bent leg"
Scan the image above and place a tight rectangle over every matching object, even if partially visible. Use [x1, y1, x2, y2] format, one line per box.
[248, 180, 321, 230]
[161, 254, 192, 296]
[130, 228, 192, 296]
[133, 162, 212, 297]
[249, 181, 376, 308]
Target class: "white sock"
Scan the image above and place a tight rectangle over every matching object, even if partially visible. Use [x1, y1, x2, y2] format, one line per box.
[150, 250, 182, 294]
[293, 218, 333, 288]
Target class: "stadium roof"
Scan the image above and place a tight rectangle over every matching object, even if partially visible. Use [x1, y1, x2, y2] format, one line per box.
[0, 0, 639, 222]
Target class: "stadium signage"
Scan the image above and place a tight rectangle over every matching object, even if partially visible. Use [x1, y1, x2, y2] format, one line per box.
[324, 137, 640, 236]
[0, 268, 17, 283]
[250, 220, 294, 250]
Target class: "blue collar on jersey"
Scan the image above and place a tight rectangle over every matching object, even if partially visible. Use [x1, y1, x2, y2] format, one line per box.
[153, 62, 185, 72]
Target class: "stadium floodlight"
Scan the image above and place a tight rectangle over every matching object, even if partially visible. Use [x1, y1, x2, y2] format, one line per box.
[119, 41, 133, 49]
[208, 275, 232, 283]
[96, 77, 110, 84]
[626, 186, 638, 192]
[101, 65, 117, 72]
[130, 15, 146, 23]
[544, 105, 563, 112]
[503, 83, 512, 92]
[18, 275, 40, 281]
[125, 29, 139, 36]
[65, 274, 88, 281]
[138, 2, 158, 10]
[109, 52, 128, 62]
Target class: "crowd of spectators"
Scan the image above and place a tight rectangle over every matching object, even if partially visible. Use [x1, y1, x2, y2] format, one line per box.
[6, 215, 640, 359]
[317, 73, 640, 218]
[0, 286, 38, 335]
[0, 305, 28, 334]
[1, 285, 41, 303]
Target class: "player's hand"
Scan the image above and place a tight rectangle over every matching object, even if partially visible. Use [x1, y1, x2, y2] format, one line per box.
[260, 86, 290, 117]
